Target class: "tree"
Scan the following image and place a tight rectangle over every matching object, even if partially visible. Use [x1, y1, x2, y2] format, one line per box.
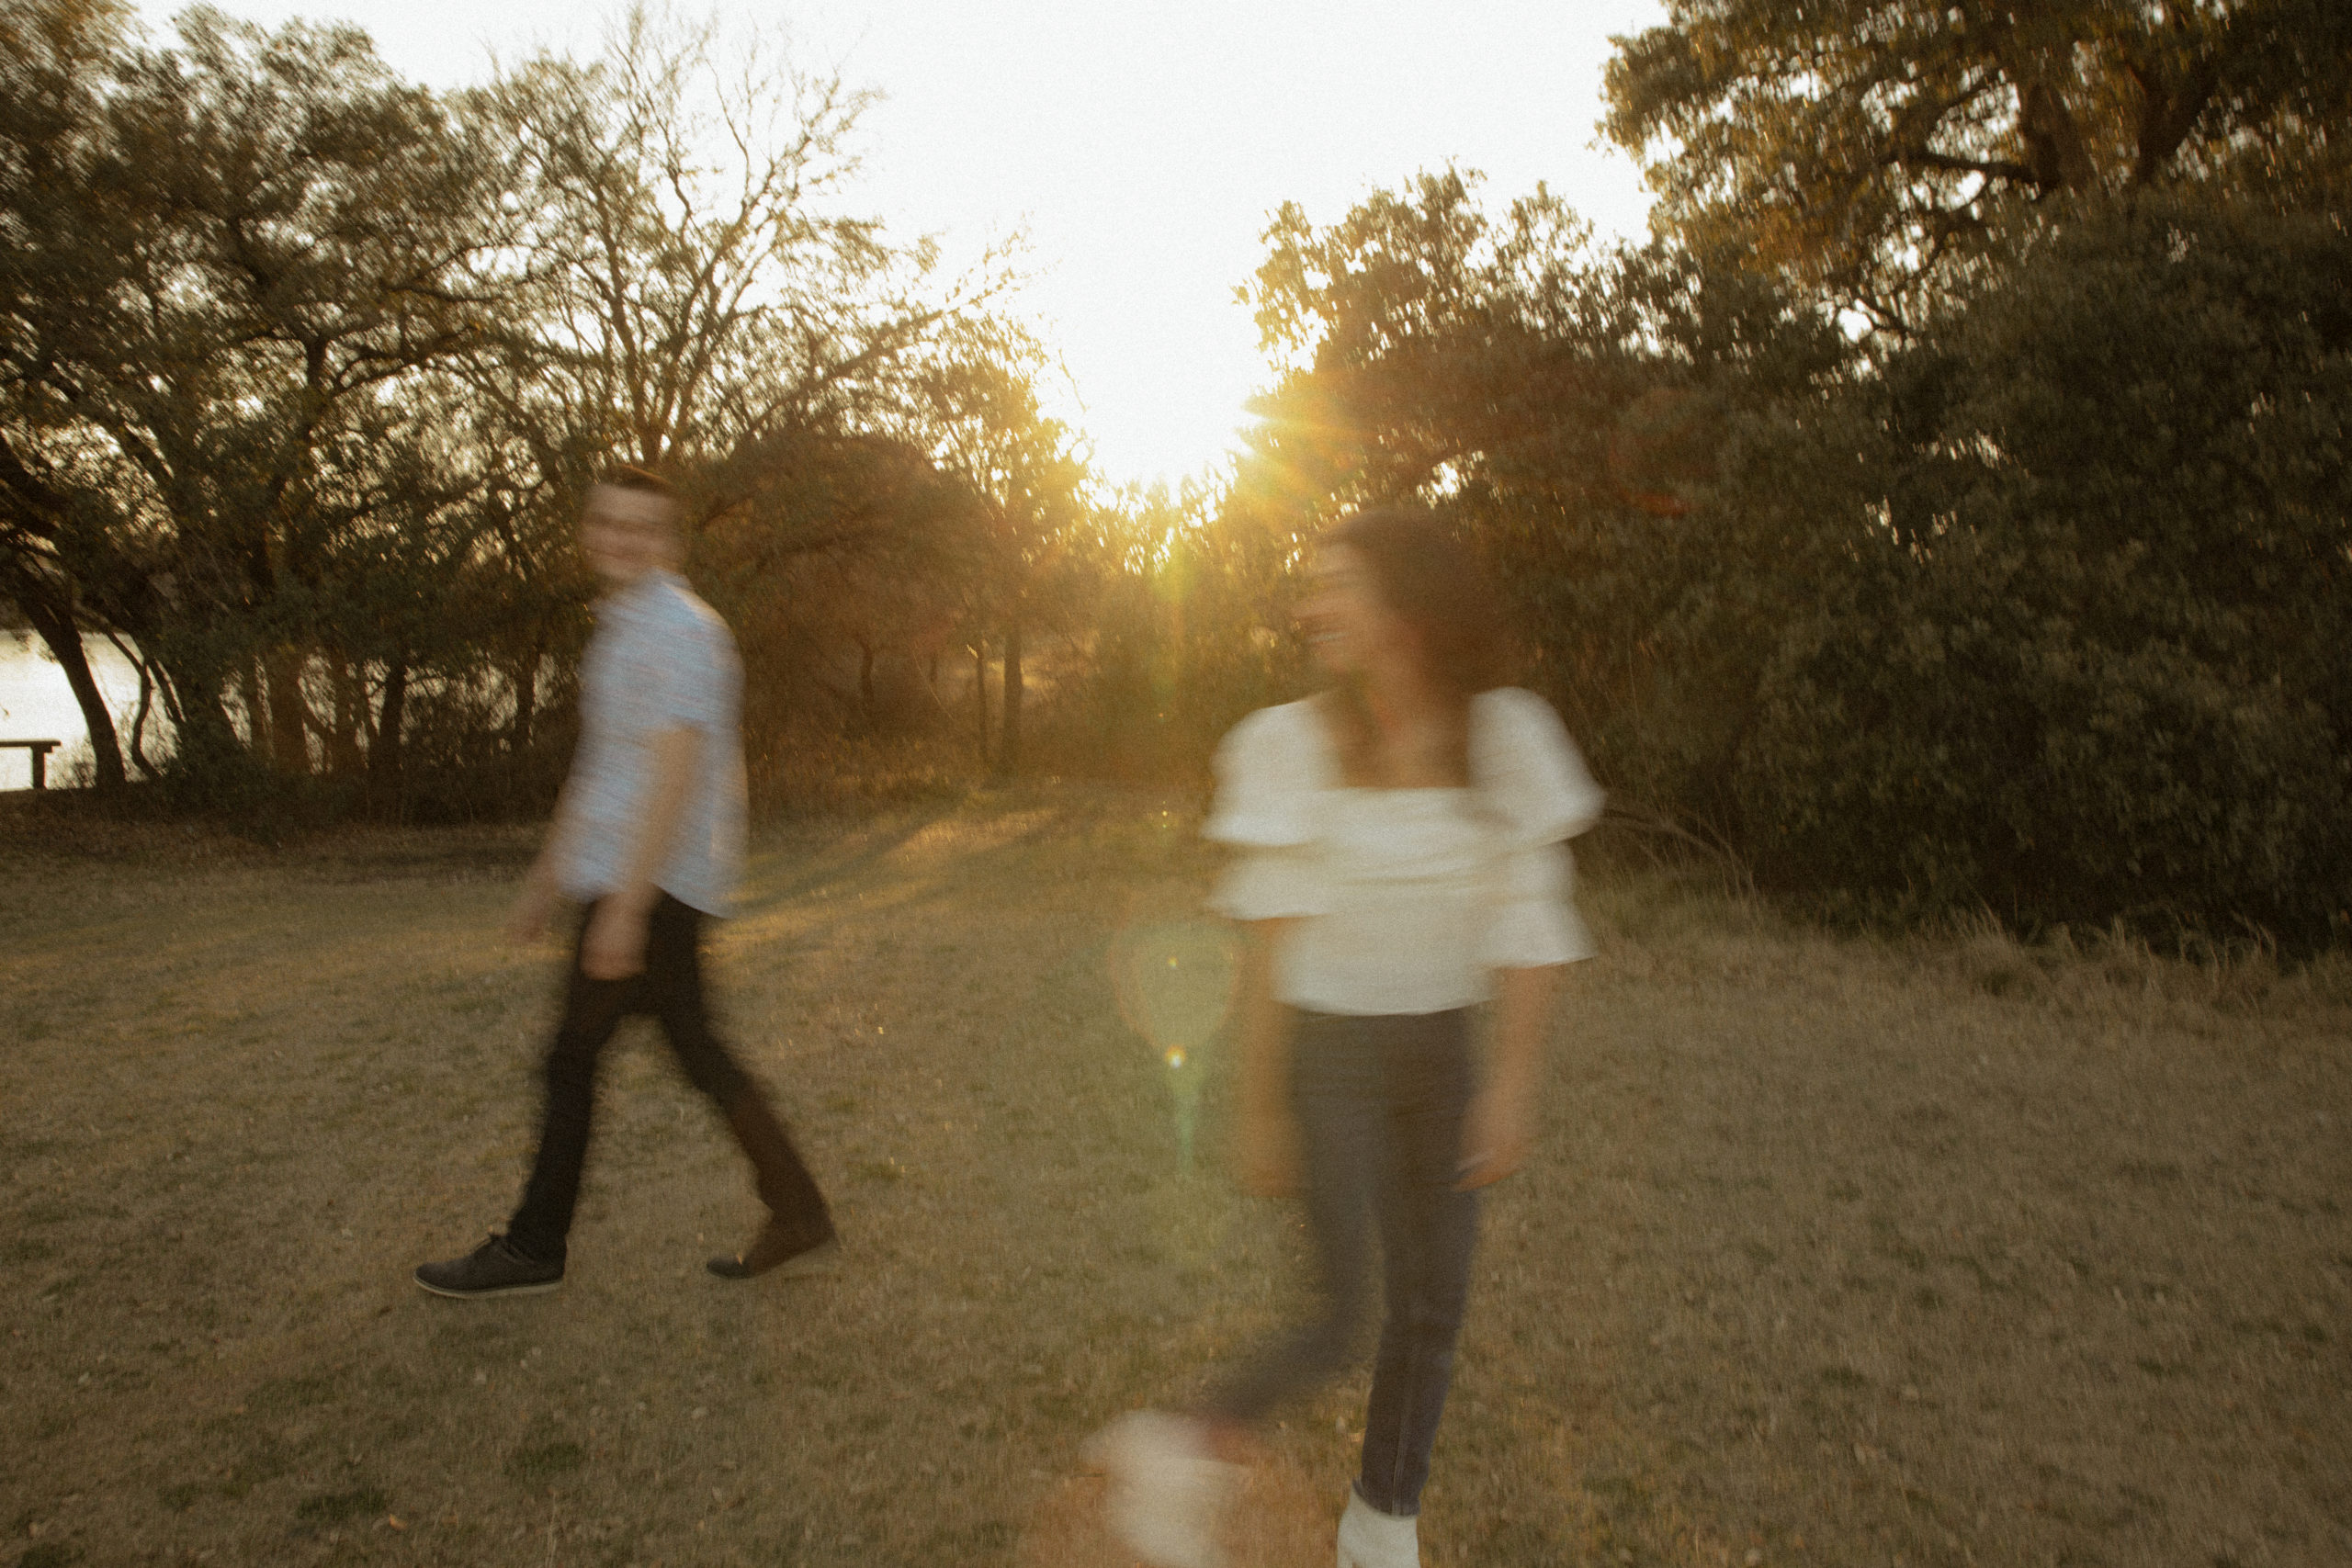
[909, 333, 1092, 777]
[1604, 0, 2352, 329]
[1062, 475, 1313, 783]
[1238, 169, 1852, 817]
[690, 424, 980, 769]
[1242, 168, 1615, 510]
[2, 4, 1001, 813]
[1731, 198, 2352, 938]
[446, 7, 1012, 792]
[474, 6, 1001, 523]
[0, 6, 513, 787]
[0, 0, 136, 786]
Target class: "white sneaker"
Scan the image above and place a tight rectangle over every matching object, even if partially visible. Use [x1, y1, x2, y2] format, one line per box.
[1336, 1484, 1419, 1568]
[1082, 1410, 1238, 1568]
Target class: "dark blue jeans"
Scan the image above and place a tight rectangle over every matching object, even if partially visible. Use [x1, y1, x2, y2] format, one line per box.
[1206, 1008, 1480, 1517]
[506, 894, 831, 1262]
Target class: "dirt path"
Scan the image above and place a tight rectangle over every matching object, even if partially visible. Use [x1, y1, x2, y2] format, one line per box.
[4, 798, 2346, 1566]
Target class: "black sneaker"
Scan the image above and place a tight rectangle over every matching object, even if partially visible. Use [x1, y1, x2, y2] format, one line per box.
[707, 1221, 839, 1280]
[414, 1235, 564, 1298]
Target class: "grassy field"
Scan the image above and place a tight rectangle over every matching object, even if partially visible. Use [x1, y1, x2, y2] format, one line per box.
[3, 792, 2348, 1568]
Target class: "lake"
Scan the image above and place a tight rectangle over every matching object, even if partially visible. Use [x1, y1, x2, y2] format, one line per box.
[0, 629, 166, 789]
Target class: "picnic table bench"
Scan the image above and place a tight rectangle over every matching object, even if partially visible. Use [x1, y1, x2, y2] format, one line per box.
[2, 739, 62, 789]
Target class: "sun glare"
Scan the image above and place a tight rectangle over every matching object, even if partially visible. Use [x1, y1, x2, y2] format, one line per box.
[130, 0, 1660, 487]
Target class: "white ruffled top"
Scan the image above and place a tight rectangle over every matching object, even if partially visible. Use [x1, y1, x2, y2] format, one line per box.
[1204, 688, 1605, 1016]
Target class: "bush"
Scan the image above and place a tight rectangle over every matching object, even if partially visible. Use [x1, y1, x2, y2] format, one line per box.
[1733, 200, 2352, 942]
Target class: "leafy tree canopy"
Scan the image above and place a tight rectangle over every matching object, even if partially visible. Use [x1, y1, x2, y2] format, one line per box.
[1605, 0, 2352, 328]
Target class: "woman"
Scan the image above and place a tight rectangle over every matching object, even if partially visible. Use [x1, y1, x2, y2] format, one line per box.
[1089, 508, 1603, 1568]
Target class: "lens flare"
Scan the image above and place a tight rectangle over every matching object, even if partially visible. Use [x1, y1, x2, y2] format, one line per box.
[1109, 915, 1238, 1168]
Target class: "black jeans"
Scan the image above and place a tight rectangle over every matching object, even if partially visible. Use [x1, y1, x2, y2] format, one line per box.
[505, 893, 831, 1262]
[1205, 1008, 1480, 1517]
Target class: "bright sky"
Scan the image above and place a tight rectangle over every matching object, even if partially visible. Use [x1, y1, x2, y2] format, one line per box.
[130, 0, 1665, 488]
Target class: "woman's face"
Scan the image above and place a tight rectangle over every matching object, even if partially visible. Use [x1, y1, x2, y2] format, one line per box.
[1299, 542, 1409, 677]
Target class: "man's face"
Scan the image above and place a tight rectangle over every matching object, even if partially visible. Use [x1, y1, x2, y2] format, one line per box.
[580, 485, 678, 588]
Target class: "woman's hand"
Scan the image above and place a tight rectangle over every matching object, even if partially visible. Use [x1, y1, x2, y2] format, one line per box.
[1463, 964, 1562, 1190]
[505, 876, 558, 947]
[1454, 1084, 1532, 1190]
[1236, 1103, 1301, 1198]
[1230, 919, 1299, 1196]
[581, 896, 652, 980]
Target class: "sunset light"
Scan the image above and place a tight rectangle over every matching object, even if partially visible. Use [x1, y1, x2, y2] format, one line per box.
[17, 4, 2343, 1562]
[130, 0, 1663, 486]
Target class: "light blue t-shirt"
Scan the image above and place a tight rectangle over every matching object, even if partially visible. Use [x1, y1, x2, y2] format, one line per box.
[556, 570, 747, 917]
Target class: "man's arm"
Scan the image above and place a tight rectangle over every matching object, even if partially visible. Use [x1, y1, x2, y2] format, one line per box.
[1457, 961, 1566, 1190]
[506, 780, 581, 945]
[578, 723, 702, 980]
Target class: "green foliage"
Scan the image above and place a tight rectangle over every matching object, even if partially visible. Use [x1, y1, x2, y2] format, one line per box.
[0, 1, 1007, 816]
[1574, 3, 2352, 938]
[6, 0, 2342, 955]
[1215, 161, 2348, 941]
[1041, 480, 1309, 784]
[1736, 200, 2351, 940]
[1605, 0, 2352, 325]
[1234, 168, 1856, 820]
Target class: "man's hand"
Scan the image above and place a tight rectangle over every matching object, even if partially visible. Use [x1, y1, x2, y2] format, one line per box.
[505, 878, 559, 947]
[581, 897, 652, 980]
[1454, 1085, 1532, 1191]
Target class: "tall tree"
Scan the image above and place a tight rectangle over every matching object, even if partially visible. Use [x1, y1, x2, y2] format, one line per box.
[690, 424, 982, 758]
[0, 0, 135, 785]
[449, 7, 1012, 786]
[1238, 168, 1849, 774]
[475, 6, 1002, 525]
[910, 333, 1091, 777]
[0, 6, 512, 777]
[1729, 198, 2352, 936]
[1605, 0, 2352, 329]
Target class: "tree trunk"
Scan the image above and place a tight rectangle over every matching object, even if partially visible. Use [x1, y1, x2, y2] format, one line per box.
[146, 646, 187, 735]
[510, 643, 542, 753]
[856, 639, 877, 731]
[369, 656, 410, 818]
[105, 633, 162, 783]
[16, 591, 126, 790]
[265, 647, 314, 773]
[327, 660, 367, 777]
[998, 616, 1023, 777]
[2018, 78, 2095, 192]
[152, 644, 243, 776]
[973, 640, 989, 764]
[238, 657, 266, 756]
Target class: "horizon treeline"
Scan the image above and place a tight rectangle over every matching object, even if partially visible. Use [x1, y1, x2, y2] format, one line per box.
[5, 0, 2348, 945]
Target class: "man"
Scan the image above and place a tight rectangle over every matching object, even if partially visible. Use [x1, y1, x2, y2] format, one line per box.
[416, 469, 835, 1298]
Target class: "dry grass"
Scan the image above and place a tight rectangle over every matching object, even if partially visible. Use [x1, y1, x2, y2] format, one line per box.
[2, 792, 2347, 1568]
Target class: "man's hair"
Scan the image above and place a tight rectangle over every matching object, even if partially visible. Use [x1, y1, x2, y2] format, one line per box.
[600, 465, 676, 499]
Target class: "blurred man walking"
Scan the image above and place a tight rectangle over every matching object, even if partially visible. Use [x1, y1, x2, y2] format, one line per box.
[415, 470, 834, 1298]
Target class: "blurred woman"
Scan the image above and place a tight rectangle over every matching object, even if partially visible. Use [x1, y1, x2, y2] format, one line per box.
[1089, 508, 1603, 1568]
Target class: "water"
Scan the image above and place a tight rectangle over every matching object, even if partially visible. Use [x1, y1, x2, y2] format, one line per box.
[0, 628, 169, 789]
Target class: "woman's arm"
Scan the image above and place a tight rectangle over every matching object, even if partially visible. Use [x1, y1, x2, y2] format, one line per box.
[1458, 961, 1566, 1190]
[1233, 916, 1300, 1196]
